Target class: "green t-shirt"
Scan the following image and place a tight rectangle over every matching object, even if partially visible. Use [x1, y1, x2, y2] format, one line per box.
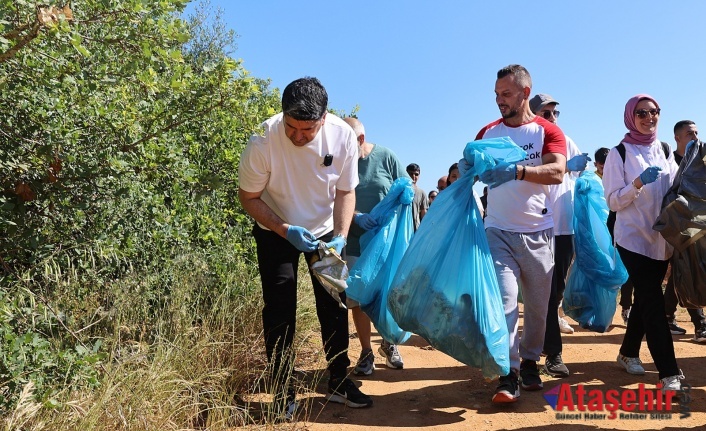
[347, 145, 408, 256]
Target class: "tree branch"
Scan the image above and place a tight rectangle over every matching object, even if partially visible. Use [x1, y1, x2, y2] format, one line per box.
[121, 94, 227, 152]
[0, 20, 41, 63]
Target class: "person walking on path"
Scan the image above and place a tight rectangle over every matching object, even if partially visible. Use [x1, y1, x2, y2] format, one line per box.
[529, 93, 590, 379]
[473, 65, 567, 404]
[603, 94, 684, 391]
[406, 163, 428, 231]
[343, 117, 409, 375]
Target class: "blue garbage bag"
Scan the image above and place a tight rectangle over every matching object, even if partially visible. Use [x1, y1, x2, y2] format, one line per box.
[563, 171, 629, 332]
[347, 177, 415, 344]
[387, 137, 525, 379]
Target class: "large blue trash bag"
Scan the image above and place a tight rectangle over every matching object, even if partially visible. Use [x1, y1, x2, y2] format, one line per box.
[387, 137, 525, 380]
[563, 171, 629, 332]
[347, 177, 415, 344]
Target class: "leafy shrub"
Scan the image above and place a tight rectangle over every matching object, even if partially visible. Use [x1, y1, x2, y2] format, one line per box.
[0, 0, 281, 418]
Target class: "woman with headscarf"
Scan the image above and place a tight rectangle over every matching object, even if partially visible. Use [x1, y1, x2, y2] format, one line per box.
[603, 94, 683, 391]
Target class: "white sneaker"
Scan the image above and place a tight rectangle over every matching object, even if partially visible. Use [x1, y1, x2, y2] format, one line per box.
[558, 316, 574, 334]
[379, 340, 404, 369]
[617, 354, 645, 375]
[660, 371, 685, 392]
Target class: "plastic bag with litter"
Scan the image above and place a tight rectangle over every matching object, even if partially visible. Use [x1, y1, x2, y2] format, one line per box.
[388, 137, 524, 379]
[563, 171, 628, 332]
[347, 177, 415, 344]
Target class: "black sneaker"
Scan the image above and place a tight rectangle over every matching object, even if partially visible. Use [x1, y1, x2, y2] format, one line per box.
[520, 359, 543, 391]
[353, 348, 376, 376]
[668, 319, 687, 335]
[543, 353, 570, 378]
[326, 377, 373, 408]
[492, 370, 519, 403]
[694, 326, 706, 343]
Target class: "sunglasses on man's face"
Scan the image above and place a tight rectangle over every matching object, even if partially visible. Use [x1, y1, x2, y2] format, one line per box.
[635, 108, 660, 119]
[541, 110, 560, 120]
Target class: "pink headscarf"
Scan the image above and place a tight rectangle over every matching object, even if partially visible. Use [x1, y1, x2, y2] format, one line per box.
[623, 94, 660, 146]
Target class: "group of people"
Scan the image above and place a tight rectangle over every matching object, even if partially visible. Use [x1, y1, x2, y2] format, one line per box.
[237, 63, 703, 420]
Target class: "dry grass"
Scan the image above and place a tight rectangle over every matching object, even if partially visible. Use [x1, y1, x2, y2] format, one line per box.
[1, 255, 328, 431]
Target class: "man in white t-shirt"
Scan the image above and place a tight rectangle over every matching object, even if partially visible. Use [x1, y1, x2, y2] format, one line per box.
[238, 77, 372, 419]
[530, 93, 590, 380]
[474, 65, 567, 404]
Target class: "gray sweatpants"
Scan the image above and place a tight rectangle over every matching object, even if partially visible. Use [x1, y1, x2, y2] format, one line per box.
[486, 227, 555, 372]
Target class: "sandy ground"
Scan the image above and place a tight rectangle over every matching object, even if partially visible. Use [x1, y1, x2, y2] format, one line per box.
[282, 306, 706, 431]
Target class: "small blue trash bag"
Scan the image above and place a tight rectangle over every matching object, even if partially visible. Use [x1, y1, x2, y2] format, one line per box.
[346, 177, 415, 345]
[387, 137, 525, 380]
[563, 171, 629, 332]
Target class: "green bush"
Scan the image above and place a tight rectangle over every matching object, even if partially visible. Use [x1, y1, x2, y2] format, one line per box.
[0, 0, 288, 422]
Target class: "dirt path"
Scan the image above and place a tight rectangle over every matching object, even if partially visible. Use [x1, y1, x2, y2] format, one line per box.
[291, 306, 705, 431]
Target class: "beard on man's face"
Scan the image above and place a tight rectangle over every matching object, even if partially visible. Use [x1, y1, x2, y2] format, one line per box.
[501, 108, 518, 119]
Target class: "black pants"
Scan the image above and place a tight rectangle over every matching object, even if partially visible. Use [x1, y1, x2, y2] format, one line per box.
[664, 267, 706, 329]
[544, 234, 574, 355]
[253, 225, 350, 392]
[618, 245, 679, 379]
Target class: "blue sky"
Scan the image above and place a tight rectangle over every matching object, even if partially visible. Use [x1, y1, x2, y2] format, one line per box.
[186, 1, 706, 195]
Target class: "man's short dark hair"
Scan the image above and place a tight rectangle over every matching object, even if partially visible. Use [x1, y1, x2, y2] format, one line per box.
[674, 120, 696, 135]
[594, 147, 610, 164]
[497, 64, 532, 89]
[281, 77, 328, 121]
[406, 163, 420, 173]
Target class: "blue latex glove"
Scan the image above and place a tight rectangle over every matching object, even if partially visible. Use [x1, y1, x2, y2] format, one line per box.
[354, 213, 378, 230]
[479, 161, 516, 189]
[325, 235, 347, 255]
[286, 225, 318, 252]
[639, 166, 662, 185]
[567, 153, 591, 172]
[458, 158, 473, 177]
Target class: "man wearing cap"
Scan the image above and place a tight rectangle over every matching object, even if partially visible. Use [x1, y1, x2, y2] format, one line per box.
[471, 65, 567, 404]
[529, 93, 590, 380]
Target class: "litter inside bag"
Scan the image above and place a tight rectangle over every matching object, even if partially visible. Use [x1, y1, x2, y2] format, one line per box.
[310, 242, 348, 309]
[563, 171, 627, 332]
[347, 177, 414, 344]
[387, 138, 525, 380]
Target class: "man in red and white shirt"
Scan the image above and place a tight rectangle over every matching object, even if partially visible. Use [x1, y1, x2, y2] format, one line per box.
[475, 65, 566, 404]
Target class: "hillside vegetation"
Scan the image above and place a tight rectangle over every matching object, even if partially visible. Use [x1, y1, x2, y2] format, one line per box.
[0, 1, 316, 428]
